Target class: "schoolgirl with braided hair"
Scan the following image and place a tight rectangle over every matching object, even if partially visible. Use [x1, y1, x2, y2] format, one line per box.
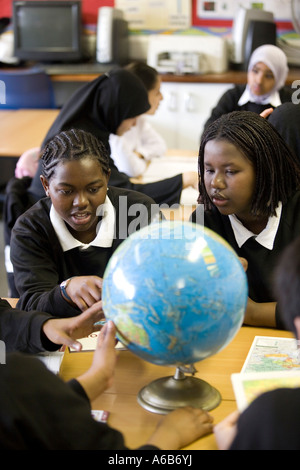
[191, 110, 300, 328]
[10, 128, 159, 317]
[41, 126, 111, 182]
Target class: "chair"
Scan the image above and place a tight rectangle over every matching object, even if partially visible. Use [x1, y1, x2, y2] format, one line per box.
[0, 67, 56, 109]
[0, 67, 56, 208]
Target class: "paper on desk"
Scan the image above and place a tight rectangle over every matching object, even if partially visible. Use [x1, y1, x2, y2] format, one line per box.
[69, 331, 126, 352]
[91, 409, 109, 423]
[142, 156, 199, 206]
[142, 155, 197, 180]
[35, 350, 65, 375]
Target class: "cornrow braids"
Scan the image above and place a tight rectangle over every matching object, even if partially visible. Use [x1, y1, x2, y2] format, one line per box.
[198, 111, 300, 217]
[41, 128, 110, 181]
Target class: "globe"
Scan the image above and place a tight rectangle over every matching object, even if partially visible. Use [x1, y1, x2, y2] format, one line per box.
[102, 221, 247, 366]
[102, 221, 248, 413]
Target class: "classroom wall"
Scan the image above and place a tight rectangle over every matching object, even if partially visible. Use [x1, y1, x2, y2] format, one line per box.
[0, 0, 295, 34]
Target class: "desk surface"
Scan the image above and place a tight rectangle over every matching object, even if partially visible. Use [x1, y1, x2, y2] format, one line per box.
[0, 109, 59, 157]
[0, 108, 197, 218]
[60, 325, 292, 450]
[0, 109, 196, 159]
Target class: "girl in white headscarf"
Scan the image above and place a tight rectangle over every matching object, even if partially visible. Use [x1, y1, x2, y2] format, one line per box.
[203, 44, 292, 133]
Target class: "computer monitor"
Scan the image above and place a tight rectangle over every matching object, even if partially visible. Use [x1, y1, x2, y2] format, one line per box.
[13, 0, 83, 62]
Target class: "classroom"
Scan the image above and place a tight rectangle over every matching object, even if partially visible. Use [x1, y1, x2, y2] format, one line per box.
[0, 0, 300, 454]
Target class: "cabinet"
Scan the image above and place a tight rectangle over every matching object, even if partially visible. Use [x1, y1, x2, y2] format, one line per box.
[146, 82, 233, 151]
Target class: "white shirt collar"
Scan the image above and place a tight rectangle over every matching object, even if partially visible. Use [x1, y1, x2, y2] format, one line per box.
[238, 88, 282, 107]
[228, 202, 282, 250]
[50, 195, 115, 252]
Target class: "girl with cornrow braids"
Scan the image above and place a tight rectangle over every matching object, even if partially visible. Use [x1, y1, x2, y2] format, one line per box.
[10, 128, 160, 317]
[191, 110, 300, 328]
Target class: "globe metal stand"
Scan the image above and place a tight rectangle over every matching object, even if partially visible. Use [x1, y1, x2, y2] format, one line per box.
[137, 365, 221, 414]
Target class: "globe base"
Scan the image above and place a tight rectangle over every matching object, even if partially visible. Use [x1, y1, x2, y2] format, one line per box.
[137, 368, 221, 414]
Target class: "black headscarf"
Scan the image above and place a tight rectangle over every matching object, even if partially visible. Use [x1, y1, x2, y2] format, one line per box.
[29, 68, 183, 205]
[41, 69, 150, 148]
[268, 102, 300, 164]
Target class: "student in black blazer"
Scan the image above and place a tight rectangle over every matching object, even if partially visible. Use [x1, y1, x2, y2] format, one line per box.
[10, 128, 160, 316]
[203, 44, 292, 133]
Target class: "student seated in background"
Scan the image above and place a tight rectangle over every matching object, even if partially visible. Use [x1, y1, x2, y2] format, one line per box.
[214, 236, 300, 450]
[28, 68, 196, 206]
[191, 111, 300, 328]
[0, 318, 214, 450]
[10, 128, 160, 317]
[203, 44, 292, 134]
[109, 62, 167, 178]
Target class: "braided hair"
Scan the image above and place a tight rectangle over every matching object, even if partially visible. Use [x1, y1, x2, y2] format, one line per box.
[41, 128, 110, 181]
[198, 111, 300, 217]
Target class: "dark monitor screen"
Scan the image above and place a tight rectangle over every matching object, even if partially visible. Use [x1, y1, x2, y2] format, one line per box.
[13, 1, 82, 62]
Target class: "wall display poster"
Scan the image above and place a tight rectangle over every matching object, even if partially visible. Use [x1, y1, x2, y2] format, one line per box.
[194, 0, 294, 29]
[115, 0, 191, 30]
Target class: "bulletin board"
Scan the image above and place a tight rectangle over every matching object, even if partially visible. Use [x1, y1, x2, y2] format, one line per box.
[192, 0, 294, 30]
[115, 0, 191, 30]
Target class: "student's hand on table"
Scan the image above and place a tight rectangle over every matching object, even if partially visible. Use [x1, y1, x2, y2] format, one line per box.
[214, 410, 240, 450]
[146, 406, 214, 450]
[64, 275, 103, 311]
[76, 320, 117, 401]
[42, 300, 105, 351]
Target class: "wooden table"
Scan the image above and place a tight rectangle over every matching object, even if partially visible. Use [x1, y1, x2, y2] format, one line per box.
[59, 325, 293, 450]
[48, 68, 300, 85]
[0, 109, 195, 161]
[0, 108, 197, 220]
[0, 109, 59, 157]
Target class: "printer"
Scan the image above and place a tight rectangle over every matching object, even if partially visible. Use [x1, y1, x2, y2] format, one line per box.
[147, 35, 228, 74]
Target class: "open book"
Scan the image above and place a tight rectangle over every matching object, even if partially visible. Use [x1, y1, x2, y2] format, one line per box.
[232, 336, 300, 411]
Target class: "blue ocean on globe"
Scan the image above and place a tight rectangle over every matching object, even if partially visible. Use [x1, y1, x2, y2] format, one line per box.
[102, 221, 248, 366]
